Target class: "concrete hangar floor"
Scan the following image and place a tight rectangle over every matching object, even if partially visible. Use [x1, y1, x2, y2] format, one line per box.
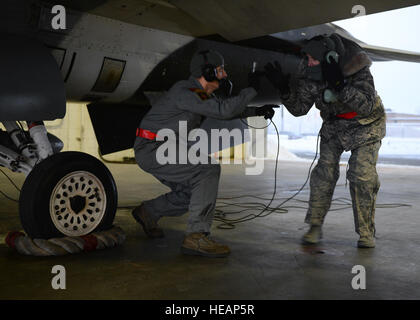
[0, 159, 419, 299]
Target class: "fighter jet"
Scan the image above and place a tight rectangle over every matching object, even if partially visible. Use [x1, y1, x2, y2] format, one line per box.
[1, 0, 420, 239]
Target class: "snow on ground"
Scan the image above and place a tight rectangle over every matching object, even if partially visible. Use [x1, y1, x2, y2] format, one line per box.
[265, 143, 303, 161]
[269, 135, 420, 156]
[266, 134, 420, 165]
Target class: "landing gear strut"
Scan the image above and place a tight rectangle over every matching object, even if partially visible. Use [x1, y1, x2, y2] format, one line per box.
[0, 121, 118, 239]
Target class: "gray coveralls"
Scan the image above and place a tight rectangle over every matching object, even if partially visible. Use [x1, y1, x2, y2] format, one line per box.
[134, 76, 257, 234]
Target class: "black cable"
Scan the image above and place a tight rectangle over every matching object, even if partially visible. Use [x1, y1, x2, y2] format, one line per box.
[0, 189, 19, 202]
[215, 118, 283, 229]
[0, 167, 21, 202]
[239, 118, 272, 130]
[0, 168, 21, 192]
[17, 121, 25, 131]
[267, 131, 320, 214]
[213, 120, 411, 230]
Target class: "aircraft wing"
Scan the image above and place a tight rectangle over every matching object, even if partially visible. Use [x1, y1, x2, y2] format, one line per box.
[47, 0, 420, 64]
[269, 23, 420, 64]
[358, 44, 420, 63]
[48, 0, 420, 41]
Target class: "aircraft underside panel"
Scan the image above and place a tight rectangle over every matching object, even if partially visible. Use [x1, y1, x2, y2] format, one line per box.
[87, 102, 151, 155]
[0, 33, 66, 120]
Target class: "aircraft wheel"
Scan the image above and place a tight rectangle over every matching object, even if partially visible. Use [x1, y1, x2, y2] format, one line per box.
[19, 151, 118, 239]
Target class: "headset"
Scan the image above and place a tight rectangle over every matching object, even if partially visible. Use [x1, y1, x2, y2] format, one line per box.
[198, 50, 218, 82]
[325, 50, 339, 64]
[303, 35, 340, 64]
[322, 36, 340, 64]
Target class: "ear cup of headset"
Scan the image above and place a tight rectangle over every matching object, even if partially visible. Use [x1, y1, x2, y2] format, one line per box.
[325, 50, 339, 64]
[199, 50, 218, 82]
[201, 63, 217, 82]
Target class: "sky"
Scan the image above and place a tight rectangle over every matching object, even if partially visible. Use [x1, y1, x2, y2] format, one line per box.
[333, 4, 420, 115]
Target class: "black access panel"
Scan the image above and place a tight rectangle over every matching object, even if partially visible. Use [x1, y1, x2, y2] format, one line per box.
[87, 103, 151, 155]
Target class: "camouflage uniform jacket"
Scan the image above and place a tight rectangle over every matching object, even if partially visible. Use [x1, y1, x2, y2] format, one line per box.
[282, 58, 386, 151]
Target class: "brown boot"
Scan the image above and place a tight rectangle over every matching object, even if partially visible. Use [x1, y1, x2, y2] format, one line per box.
[181, 233, 230, 258]
[131, 204, 164, 238]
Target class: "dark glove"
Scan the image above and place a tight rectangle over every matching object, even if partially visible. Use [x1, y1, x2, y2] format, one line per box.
[278, 54, 305, 76]
[264, 61, 290, 96]
[248, 71, 263, 92]
[321, 57, 346, 91]
[255, 104, 279, 120]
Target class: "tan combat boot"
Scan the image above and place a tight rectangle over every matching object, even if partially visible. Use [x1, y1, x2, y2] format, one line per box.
[302, 225, 323, 245]
[357, 236, 375, 248]
[181, 233, 230, 258]
[131, 204, 164, 238]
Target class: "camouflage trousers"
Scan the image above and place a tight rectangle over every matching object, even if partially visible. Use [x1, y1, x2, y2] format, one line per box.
[305, 137, 381, 238]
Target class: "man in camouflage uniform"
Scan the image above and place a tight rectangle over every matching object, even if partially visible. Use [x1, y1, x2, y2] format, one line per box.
[133, 49, 275, 257]
[265, 34, 386, 248]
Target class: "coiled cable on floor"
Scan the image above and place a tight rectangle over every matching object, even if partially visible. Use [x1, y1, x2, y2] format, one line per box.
[214, 119, 283, 229]
[214, 118, 411, 229]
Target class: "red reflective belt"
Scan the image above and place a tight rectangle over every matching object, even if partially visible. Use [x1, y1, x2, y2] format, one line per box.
[336, 111, 358, 119]
[136, 128, 158, 140]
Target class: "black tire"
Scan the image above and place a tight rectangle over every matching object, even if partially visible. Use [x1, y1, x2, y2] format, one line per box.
[19, 151, 118, 239]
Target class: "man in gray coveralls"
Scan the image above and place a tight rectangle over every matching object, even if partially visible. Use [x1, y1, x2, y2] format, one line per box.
[133, 50, 275, 257]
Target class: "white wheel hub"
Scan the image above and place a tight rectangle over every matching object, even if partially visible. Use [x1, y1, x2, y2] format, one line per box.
[49, 171, 107, 236]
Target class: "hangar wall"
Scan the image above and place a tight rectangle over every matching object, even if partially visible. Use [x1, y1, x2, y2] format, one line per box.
[45, 103, 134, 162]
